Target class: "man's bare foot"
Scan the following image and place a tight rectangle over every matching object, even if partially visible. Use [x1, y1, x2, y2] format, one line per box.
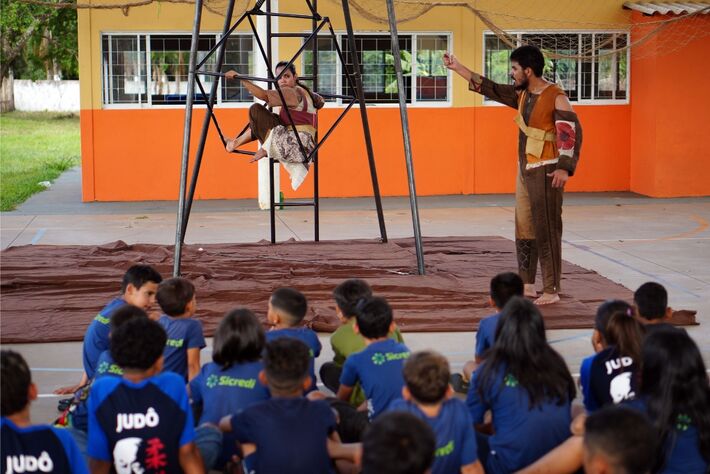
[524, 284, 538, 298]
[225, 138, 237, 153]
[249, 148, 268, 162]
[534, 293, 560, 305]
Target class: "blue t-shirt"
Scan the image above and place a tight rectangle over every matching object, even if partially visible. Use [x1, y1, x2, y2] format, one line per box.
[266, 327, 322, 392]
[1, 417, 88, 474]
[475, 312, 500, 358]
[388, 398, 478, 474]
[82, 297, 125, 379]
[466, 365, 572, 474]
[340, 339, 411, 419]
[87, 372, 195, 472]
[157, 315, 206, 381]
[579, 347, 637, 413]
[189, 361, 270, 425]
[230, 397, 336, 474]
[626, 398, 709, 474]
[95, 350, 123, 379]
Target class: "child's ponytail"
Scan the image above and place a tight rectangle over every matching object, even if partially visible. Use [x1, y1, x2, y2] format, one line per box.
[605, 310, 644, 361]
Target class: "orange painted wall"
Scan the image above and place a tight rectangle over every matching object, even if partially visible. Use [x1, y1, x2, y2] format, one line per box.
[80, 104, 630, 201]
[630, 12, 710, 197]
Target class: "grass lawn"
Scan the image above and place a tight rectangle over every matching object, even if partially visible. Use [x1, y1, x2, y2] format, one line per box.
[0, 111, 80, 211]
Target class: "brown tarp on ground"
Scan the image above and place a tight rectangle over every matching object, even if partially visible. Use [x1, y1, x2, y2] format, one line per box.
[0, 237, 696, 343]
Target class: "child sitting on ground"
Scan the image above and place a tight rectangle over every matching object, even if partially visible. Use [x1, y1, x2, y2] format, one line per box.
[579, 300, 644, 412]
[633, 282, 674, 330]
[583, 405, 656, 474]
[451, 272, 523, 393]
[467, 296, 575, 473]
[55, 264, 162, 394]
[320, 279, 404, 404]
[87, 317, 204, 473]
[265, 287, 321, 392]
[156, 277, 205, 382]
[189, 308, 270, 471]
[219, 338, 340, 474]
[361, 411, 436, 474]
[388, 351, 483, 474]
[2, 350, 88, 474]
[337, 296, 411, 421]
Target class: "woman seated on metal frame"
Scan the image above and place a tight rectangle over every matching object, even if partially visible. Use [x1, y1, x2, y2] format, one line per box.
[225, 61, 325, 190]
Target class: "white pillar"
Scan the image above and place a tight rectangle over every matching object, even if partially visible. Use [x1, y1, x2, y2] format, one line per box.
[256, 0, 279, 210]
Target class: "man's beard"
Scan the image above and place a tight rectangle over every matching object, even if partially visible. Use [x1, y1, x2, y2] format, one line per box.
[513, 77, 529, 91]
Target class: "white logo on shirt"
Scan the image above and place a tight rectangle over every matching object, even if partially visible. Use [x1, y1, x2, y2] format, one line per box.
[609, 372, 635, 403]
[4, 452, 54, 474]
[116, 407, 159, 433]
[113, 438, 143, 474]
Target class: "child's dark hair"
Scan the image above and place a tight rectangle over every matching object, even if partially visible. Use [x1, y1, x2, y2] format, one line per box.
[584, 405, 656, 474]
[479, 296, 575, 408]
[263, 338, 310, 392]
[355, 296, 393, 339]
[111, 318, 167, 371]
[640, 327, 710, 468]
[402, 351, 449, 404]
[110, 305, 148, 330]
[595, 299, 633, 339]
[212, 308, 265, 369]
[634, 282, 668, 320]
[605, 311, 644, 362]
[275, 60, 324, 110]
[510, 44, 545, 77]
[1, 350, 32, 416]
[490, 272, 524, 309]
[156, 277, 195, 316]
[270, 287, 308, 325]
[333, 279, 373, 318]
[361, 411, 435, 474]
[121, 264, 163, 292]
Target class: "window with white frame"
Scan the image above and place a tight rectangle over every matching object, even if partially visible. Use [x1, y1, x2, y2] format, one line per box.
[303, 33, 451, 104]
[483, 32, 629, 103]
[102, 33, 254, 107]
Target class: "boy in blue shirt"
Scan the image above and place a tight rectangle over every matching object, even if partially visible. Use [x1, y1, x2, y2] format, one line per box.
[2, 350, 88, 474]
[337, 296, 410, 420]
[265, 287, 321, 392]
[156, 277, 206, 382]
[55, 264, 162, 395]
[219, 338, 339, 474]
[451, 272, 523, 393]
[87, 317, 203, 473]
[389, 351, 483, 474]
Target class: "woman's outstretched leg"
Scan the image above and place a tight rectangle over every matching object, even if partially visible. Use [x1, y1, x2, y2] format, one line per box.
[225, 128, 254, 152]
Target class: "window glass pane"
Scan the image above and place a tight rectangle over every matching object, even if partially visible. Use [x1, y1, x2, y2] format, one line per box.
[149, 35, 216, 105]
[416, 35, 448, 101]
[102, 35, 147, 105]
[222, 35, 254, 103]
[303, 36, 338, 100]
[580, 34, 593, 100]
[523, 34, 578, 101]
[341, 35, 412, 103]
[616, 34, 628, 100]
[594, 33, 615, 100]
[484, 34, 513, 85]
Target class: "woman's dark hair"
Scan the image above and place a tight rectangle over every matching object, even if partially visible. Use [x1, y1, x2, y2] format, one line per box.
[212, 308, 265, 369]
[477, 296, 575, 408]
[604, 311, 644, 362]
[640, 328, 710, 467]
[275, 60, 324, 110]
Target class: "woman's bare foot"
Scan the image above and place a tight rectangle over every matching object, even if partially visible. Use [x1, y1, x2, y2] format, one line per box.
[249, 148, 268, 162]
[534, 293, 560, 305]
[225, 138, 237, 152]
[524, 284, 538, 298]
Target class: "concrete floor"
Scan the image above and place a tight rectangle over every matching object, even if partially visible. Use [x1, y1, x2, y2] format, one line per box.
[2, 167, 709, 424]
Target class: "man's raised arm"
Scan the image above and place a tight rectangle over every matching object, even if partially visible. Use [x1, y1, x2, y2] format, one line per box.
[443, 52, 518, 109]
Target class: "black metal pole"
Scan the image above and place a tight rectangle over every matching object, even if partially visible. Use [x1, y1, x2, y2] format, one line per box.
[340, 0, 388, 243]
[385, 0, 425, 274]
[313, 0, 319, 241]
[267, 0, 276, 244]
[173, 0, 204, 277]
[180, 0, 239, 243]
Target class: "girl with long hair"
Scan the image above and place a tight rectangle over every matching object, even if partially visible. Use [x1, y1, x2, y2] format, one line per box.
[224, 61, 325, 189]
[466, 296, 576, 473]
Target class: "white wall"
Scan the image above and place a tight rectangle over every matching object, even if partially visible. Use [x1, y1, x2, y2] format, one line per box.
[14, 80, 79, 112]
